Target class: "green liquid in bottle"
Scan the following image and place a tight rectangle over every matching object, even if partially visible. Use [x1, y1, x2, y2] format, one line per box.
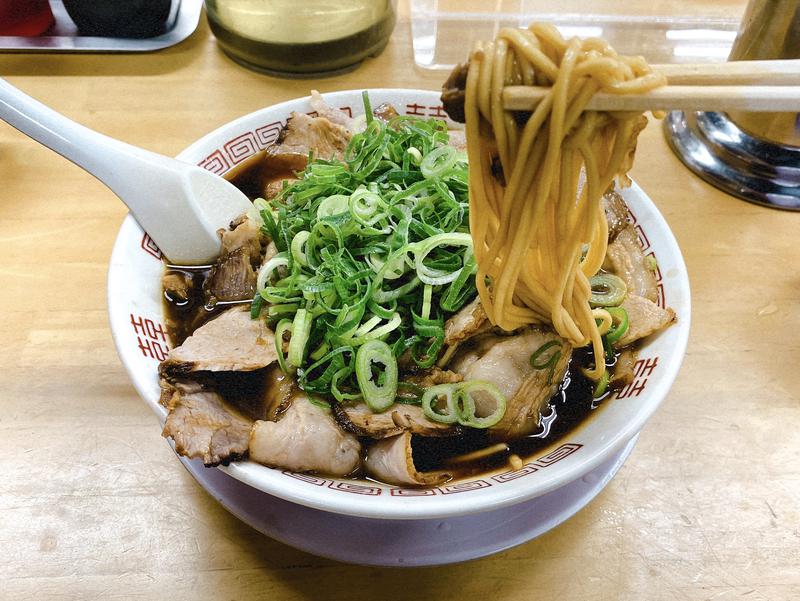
[206, 0, 397, 76]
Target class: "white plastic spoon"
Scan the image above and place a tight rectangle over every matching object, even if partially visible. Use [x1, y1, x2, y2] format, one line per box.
[0, 77, 253, 265]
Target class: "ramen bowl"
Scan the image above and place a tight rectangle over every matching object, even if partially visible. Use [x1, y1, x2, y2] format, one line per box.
[107, 89, 691, 564]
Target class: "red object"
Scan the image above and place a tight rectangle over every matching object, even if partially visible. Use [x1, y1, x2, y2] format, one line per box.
[0, 1, 55, 36]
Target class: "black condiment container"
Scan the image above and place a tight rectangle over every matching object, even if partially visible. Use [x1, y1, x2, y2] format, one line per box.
[62, 0, 176, 38]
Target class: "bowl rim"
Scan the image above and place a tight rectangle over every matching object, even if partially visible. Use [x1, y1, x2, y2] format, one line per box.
[108, 88, 691, 520]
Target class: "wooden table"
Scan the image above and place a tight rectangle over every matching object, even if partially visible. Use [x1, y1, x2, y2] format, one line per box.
[3, 2, 799, 599]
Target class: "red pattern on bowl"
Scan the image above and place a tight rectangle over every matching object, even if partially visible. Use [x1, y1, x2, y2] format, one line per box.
[108, 89, 690, 519]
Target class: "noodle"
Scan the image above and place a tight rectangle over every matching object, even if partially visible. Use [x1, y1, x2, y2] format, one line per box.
[464, 24, 666, 379]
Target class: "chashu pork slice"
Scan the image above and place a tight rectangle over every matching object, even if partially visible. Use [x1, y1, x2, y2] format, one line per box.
[265, 112, 351, 173]
[160, 307, 277, 377]
[249, 395, 361, 476]
[365, 432, 450, 487]
[610, 348, 637, 389]
[205, 216, 264, 302]
[333, 402, 458, 439]
[450, 328, 571, 440]
[447, 129, 467, 153]
[332, 367, 462, 438]
[604, 224, 658, 303]
[162, 381, 253, 467]
[160, 364, 295, 467]
[309, 90, 356, 131]
[617, 295, 676, 347]
[603, 188, 631, 242]
[444, 296, 491, 347]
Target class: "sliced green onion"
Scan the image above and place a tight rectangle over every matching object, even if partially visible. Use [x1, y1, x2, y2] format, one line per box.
[355, 339, 397, 412]
[406, 147, 423, 165]
[246, 95, 476, 410]
[288, 309, 312, 368]
[367, 298, 397, 320]
[367, 251, 408, 280]
[246, 197, 269, 226]
[593, 370, 610, 398]
[420, 145, 458, 179]
[411, 232, 473, 286]
[260, 286, 300, 305]
[316, 194, 350, 220]
[306, 394, 332, 410]
[301, 347, 343, 390]
[349, 188, 386, 228]
[440, 251, 476, 313]
[421, 284, 433, 320]
[605, 306, 630, 346]
[349, 315, 382, 339]
[274, 319, 293, 374]
[268, 302, 300, 318]
[422, 381, 507, 428]
[372, 275, 421, 303]
[290, 231, 311, 267]
[362, 90, 373, 125]
[257, 253, 289, 292]
[260, 205, 281, 247]
[250, 293, 264, 319]
[309, 340, 330, 361]
[410, 309, 445, 369]
[331, 364, 361, 402]
[530, 340, 562, 384]
[589, 273, 627, 307]
[456, 381, 507, 429]
[530, 340, 561, 369]
[348, 312, 402, 346]
[421, 384, 460, 424]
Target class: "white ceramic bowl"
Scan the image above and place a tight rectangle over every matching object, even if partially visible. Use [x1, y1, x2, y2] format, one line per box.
[108, 89, 691, 526]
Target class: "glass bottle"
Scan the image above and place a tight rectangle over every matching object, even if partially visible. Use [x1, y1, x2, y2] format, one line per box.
[205, 0, 397, 76]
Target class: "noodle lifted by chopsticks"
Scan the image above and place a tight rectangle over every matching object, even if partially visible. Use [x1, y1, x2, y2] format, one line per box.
[464, 24, 666, 380]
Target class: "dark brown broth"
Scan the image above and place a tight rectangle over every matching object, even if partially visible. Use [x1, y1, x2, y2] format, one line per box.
[163, 151, 610, 481]
[163, 267, 216, 347]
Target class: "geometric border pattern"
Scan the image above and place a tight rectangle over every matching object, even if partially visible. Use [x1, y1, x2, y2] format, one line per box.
[627, 205, 666, 309]
[277, 442, 590, 496]
[197, 106, 354, 174]
[492, 443, 583, 483]
[140, 233, 162, 260]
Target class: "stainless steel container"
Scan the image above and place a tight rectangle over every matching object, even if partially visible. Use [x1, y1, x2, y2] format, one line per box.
[727, 0, 800, 145]
[664, 0, 800, 209]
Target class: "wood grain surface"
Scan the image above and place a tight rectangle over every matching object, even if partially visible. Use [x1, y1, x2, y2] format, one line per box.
[3, 2, 800, 600]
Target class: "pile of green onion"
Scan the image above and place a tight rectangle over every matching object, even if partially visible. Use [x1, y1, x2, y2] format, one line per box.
[253, 94, 484, 416]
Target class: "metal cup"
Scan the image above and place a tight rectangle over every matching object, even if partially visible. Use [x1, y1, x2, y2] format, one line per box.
[726, 0, 800, 145]
[664, 0, 800, 210]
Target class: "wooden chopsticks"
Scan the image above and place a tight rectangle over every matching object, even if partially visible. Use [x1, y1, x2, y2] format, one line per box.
[503, 85, 800, 112]
[502, 59, 800, 112]
[653, 59, 800, 86]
